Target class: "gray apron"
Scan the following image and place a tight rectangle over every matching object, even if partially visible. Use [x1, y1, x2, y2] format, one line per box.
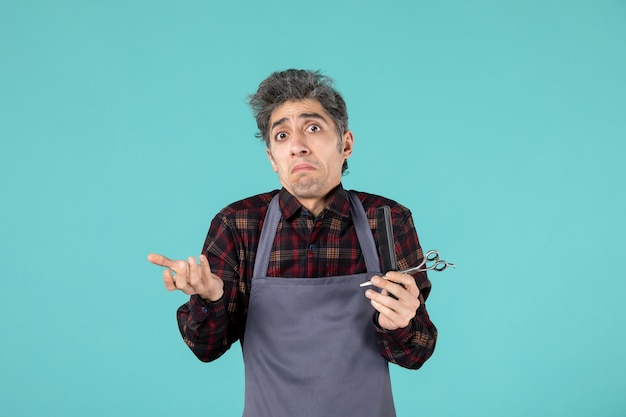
[242, 192, 396, 417]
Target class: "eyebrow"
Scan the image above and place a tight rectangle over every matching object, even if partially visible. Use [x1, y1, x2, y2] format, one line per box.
[270, 112, 328, 132]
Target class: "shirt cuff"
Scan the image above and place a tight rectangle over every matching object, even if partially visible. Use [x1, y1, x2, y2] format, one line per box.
[189, 294, 226, 322]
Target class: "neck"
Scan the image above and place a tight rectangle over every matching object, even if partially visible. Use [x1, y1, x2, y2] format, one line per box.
[293, 184, 341, 217]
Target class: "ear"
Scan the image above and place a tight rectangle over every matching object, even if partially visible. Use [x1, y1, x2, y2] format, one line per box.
[266, 147, 278, 172]
[342, 130, 354, 159]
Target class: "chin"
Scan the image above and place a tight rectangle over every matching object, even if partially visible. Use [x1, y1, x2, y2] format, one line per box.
[290, 180, 324, 198]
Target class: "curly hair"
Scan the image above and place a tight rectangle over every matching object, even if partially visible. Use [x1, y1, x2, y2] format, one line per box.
[248, 69, 350, 173]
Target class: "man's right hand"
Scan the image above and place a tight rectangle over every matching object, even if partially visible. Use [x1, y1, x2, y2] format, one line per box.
[147, 253, 224, 302]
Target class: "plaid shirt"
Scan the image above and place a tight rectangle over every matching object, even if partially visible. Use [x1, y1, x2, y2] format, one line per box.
[177, 185, 437, 369]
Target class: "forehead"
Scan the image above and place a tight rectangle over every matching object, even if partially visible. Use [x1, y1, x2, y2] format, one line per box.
[269, 98, 334, 127]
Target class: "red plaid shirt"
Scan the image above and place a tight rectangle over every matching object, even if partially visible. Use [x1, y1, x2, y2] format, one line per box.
[177, 185, 437, 369]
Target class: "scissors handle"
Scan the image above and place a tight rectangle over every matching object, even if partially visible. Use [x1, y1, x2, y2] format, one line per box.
[398, 260, 455, 275]
[397, 250, 449, 274]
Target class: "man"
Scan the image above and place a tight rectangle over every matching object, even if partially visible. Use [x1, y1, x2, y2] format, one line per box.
[148, 69, 437, 417]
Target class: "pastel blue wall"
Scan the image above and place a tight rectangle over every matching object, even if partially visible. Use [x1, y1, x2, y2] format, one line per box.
[1, 1, 624, 416]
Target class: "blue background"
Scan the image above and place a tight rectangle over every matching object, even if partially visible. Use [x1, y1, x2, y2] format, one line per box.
[1, 1, 625, 416]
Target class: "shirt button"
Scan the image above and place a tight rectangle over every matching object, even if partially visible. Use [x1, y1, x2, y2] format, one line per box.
[309, 244, 317, 251]
[201, 307, 208, 313]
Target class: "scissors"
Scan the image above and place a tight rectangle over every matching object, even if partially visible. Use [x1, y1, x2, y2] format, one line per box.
[359, 250, 456, 287]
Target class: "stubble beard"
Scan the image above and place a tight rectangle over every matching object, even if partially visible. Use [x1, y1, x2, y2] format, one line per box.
[289, 175, 327, 200]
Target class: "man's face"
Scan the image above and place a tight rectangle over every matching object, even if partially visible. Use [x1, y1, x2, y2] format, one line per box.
[266, 98, 353, 208]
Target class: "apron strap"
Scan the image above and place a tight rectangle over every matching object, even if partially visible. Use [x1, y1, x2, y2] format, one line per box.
[253, 194, 281, 278]
[347, 191, 381, 273]
[253, 191, 381, 277]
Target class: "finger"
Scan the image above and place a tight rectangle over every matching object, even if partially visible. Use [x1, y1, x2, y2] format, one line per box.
[187, 256, 200, 287]
[199, 254, 211, 273]
[384, 272, 420, 298]
[163, 269, 177, 291]
[147, 253, 175, 268]
[365, 284, 418, 319]
[369, 298, 404, 329]
[369, 275, 411, 300]
[377, 279, 421, 314]
[366, 289, 417, 330]
[365, 287, 401, 311]
[163, 259, 188, 291]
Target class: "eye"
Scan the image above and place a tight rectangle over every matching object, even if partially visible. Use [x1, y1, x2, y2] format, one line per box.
[306, 124, 321, 133]
[275, 132, 288, 142]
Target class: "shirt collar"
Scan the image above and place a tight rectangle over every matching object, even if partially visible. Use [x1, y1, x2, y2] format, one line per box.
[278, 184, 351, 220]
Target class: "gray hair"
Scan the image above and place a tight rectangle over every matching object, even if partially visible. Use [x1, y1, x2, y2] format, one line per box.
[248, 69, 350, 173]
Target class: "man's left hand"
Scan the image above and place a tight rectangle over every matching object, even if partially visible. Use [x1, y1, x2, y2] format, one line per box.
[364, 272, 420, 331]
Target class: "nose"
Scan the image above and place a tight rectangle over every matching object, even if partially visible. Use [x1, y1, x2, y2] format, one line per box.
[290, 131, 310, 156]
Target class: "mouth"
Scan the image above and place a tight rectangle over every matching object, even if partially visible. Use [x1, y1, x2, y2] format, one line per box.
[291, 163, 316, 174]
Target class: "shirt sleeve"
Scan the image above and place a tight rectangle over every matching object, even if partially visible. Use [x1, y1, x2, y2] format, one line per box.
[373, 206, 438, 370]
[175, 210, 246, 362]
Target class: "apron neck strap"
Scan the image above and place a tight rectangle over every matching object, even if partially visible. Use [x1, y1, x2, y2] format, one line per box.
[253, 191, 381, 277]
